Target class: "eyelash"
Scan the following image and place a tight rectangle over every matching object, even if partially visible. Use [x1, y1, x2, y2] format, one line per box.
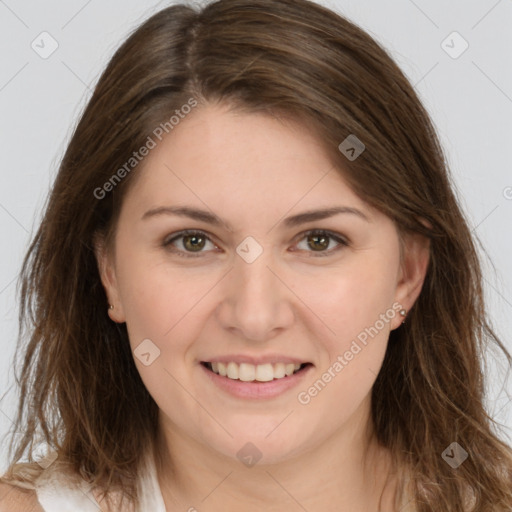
[162, 229, 349, 258]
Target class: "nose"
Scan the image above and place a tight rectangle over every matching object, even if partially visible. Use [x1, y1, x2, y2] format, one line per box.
[215, 243, 295, 342]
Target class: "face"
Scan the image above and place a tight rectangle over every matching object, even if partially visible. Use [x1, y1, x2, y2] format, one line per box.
[96, 102, 428, 465]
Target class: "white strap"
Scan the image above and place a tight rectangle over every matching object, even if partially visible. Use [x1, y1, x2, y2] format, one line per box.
[35, 475, 100, 512]
[34, 446, 166, 511]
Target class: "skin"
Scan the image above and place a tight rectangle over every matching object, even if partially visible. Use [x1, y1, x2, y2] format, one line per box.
[96, 102, 430, 511]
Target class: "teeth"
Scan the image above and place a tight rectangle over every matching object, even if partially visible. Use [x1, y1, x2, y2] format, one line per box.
[227, 362, 239, 379]
[239, 363, 255, 382]
[255, 363, 274, 382]
[218, 362, 227, 377]
[273, 362, 286, 379]
[285, 363, 296, 376]
[208, 361, 303, 381]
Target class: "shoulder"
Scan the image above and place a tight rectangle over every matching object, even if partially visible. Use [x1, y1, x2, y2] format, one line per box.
[0, 482, 44, 512]
[1, 458, 103, 512]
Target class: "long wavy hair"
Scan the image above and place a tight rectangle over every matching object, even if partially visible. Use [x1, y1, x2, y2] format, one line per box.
[1, 0, 511, 510]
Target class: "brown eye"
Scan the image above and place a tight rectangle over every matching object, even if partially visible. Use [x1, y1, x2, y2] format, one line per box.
[163, 230, 216, 257]
[295, 229, 348, 256]
[182, 233, 206, 252]
[307, 233, 330, 251]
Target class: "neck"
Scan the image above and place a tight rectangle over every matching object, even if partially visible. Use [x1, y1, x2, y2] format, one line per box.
[153, 397, 397, 511]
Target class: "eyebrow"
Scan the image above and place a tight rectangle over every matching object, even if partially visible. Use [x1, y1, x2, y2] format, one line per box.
[141, 205, 369, 229]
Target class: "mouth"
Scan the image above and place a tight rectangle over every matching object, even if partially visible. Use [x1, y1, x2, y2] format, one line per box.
[200, 361, 312, 382]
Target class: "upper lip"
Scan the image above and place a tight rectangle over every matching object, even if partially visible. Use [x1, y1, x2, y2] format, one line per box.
[201, 354, 311, 366]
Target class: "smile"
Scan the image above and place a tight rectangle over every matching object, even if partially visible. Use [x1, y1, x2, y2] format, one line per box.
[201, 361, 311, 382]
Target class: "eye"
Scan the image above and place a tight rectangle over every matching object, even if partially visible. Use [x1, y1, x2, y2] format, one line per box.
[292, 229, 349, 257]
[163, 230, 218, 257]
[162, 229, 349, 258]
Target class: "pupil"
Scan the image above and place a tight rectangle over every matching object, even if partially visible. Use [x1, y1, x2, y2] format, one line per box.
[309, 234, 328, 251]
[185, 235, 204, 251]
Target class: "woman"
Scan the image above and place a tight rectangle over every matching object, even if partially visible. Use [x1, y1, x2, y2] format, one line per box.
[1, 0, 511, 510]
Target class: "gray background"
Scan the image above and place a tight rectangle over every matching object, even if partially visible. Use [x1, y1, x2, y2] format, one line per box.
[1, 0, 511, 470]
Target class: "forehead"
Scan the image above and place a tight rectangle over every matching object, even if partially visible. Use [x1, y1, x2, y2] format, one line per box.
[120, 102, 373, 225]
[151, 103, 332, 170]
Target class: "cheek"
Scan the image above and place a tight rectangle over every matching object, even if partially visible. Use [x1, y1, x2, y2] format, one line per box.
[115, 259, 210, 407]
[113, 248, 200, 365]
[297, 250, 399, 346]
[115, 238, 203, 328]
[296, 267, 395, 427]
[293, 249, 399, 410]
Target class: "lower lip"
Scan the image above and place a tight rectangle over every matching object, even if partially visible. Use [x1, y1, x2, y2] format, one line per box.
[200, 363, 313, 399]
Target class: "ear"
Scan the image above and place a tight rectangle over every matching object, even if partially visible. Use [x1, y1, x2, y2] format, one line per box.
[391, 228, 430, 330]
[93, 232, 126, 323]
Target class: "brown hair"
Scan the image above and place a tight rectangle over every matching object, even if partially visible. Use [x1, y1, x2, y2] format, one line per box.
[1, 0, 511, 510]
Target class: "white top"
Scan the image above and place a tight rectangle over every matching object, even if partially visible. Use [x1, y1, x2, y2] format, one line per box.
[34, 447, 166, 511]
